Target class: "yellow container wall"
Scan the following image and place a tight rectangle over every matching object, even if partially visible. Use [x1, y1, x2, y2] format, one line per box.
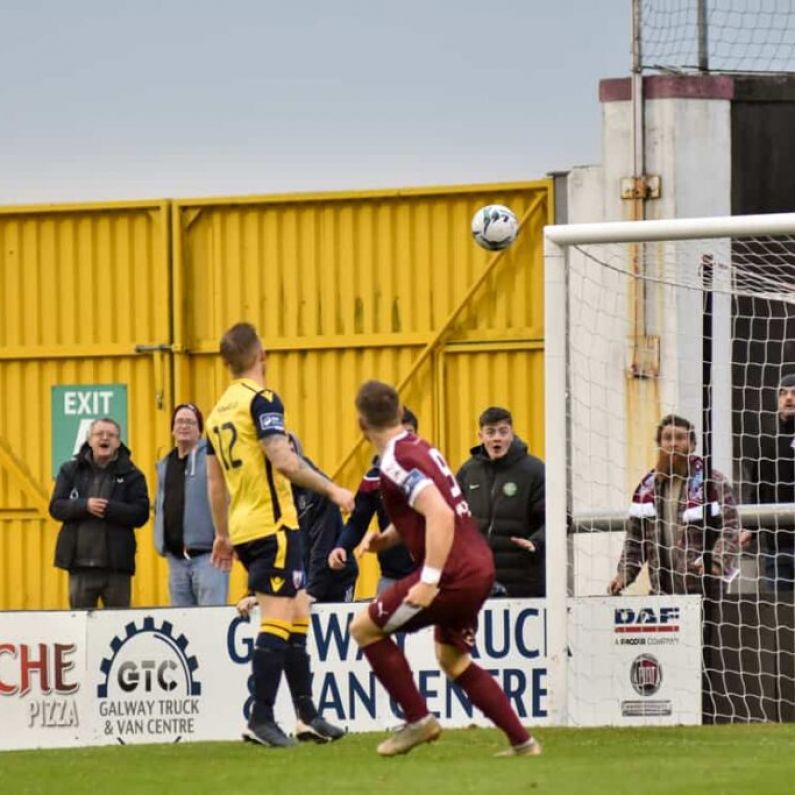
[178, 186, 547, 346]
[442, 347, 546, 470]
[0, 203, 172, 609]
[0, 182, 551, 609]
[175, 182, 549, 462]
[174, 182, 551, 601]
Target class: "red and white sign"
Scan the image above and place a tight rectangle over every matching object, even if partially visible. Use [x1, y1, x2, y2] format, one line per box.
[567, 595, 702, 726]
[0, 612, 87, 750]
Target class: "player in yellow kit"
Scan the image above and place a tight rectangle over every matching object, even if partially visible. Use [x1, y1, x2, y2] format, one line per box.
[207, 322, 355, 747]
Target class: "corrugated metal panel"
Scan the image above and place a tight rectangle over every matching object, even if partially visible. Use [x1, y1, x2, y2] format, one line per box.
[0, 182, 551, 609]
[440, 347, 546, 472]
[175, 181, 549, 443]
[176, 183, 548, 350]
[174, 181, 552, 599]
[0, 203, 171, 609]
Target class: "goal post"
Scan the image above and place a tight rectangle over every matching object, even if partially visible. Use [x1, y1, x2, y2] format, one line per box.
[544, 212, 795, 726]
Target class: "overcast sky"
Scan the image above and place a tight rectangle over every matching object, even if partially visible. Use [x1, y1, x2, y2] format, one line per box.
[0, 1, 631, 204]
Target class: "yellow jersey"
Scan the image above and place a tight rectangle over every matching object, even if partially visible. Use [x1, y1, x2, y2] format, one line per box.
[206, 378, 298, 545]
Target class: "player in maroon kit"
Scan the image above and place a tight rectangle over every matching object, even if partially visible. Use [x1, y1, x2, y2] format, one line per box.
[349, 380, 542, 758]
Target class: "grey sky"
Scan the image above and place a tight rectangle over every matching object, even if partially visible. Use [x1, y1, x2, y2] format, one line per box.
[0, 1, 630, 203]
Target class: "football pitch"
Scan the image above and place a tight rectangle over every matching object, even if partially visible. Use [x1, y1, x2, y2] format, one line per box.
[3, 724, 794, 795]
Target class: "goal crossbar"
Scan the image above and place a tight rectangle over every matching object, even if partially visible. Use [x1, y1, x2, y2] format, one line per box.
[545, 212, 795, 247]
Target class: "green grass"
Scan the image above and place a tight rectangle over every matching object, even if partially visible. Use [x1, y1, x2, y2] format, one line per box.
[3, 725, 795, 795]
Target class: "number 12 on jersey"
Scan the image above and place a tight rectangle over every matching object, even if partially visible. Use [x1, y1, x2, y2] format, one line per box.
[211, 422, 242, 470]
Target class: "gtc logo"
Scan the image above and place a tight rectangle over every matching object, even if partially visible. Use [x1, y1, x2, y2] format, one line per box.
[96, 617, 202, 744]
[97, 617, 201, 698]
[630, 654, 663, 696]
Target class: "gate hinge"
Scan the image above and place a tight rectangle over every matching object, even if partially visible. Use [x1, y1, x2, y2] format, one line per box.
[620, 175, 661, 200]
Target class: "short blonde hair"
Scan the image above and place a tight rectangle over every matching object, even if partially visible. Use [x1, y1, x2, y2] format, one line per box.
[220, 322, 261, 376]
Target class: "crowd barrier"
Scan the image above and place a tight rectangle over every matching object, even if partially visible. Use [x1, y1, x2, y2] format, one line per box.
[0, 596, 701, 750]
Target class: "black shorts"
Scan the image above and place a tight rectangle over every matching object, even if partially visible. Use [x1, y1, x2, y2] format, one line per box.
[235, 527, 304, 598]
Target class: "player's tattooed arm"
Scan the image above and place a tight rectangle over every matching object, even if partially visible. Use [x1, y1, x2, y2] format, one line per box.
[261, 434, 355, 512]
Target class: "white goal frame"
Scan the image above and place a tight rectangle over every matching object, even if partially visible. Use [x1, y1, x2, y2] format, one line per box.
[543, 212, 795, 726]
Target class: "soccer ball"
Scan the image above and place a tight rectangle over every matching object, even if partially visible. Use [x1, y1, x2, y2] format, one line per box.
[471, 204, 518, 251]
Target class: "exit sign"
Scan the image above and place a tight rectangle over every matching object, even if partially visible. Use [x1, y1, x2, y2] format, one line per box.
[51, 385, 128, 477]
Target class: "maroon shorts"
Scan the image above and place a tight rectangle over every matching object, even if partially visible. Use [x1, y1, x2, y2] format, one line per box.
[367, 568, 494, 653]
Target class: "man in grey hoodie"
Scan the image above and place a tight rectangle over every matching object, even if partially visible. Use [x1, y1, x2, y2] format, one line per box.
[154, 403, 229, 606]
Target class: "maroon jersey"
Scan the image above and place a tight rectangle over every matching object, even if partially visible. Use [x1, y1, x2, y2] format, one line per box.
[379, 432, 494, 583]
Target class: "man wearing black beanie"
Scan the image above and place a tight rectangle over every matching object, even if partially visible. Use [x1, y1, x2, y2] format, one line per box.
[742, 374, 795, 593]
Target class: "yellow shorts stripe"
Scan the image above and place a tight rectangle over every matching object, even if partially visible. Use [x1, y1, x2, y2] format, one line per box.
[260, 618, 292, 641]
[274, 528, 287, 570]
[291, 619, 310, 636]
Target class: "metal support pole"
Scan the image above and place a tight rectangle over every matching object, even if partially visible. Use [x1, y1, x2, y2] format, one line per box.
[697, 0, 709, 72]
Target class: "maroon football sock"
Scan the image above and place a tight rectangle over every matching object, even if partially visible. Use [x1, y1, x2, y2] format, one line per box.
[455, 663, 530, 746]
[363, 637, 428, 723]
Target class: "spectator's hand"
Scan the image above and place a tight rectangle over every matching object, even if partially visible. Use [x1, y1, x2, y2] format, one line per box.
[608, 575, 625, 595]
[87, 498, 108, 517]
[328, 484, 355, 513]
[236, 595, 257, 619]
[404, 581, 439, 608]
[693, 560, 722, 577]
[328, 547, 347, 570]
[360, 530, 387, 555]
[510, 536, 536, 553]
[739, 529, 753, 551]
[211, 535, 234, 572]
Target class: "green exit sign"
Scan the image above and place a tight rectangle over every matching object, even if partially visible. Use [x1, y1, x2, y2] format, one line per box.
[51, 384, 128, 477]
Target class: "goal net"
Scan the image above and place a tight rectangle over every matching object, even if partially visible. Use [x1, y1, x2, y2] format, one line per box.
[640, 0, 795, 74]
[544, 214, 795, 726]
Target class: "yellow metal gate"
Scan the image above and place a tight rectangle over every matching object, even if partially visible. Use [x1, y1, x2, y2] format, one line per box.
[0, 181, 551, 609]
[0, 201, 172, 608]
[171, 182, 551, 600]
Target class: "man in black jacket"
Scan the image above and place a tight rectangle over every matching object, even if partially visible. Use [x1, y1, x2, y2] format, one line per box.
[741, 374, 795, 592]
[49, 417, 150, 608]
[288, 433, 358, 603]
[456, 407, 545, 598]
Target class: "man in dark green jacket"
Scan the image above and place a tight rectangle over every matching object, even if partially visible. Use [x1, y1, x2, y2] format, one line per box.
[50, 417, 149, 608]
[456, 407, 545, 598]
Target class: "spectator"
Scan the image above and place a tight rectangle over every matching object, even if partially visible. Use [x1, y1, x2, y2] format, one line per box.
[328, 408, 418, 596]
[609, 414, 740, 596]
[288, 433, 358, 603]
[456, 406, 545, 598]
[49, 417, 149, 608]
[740, 374, 795, 592]
[154, 403, 229, 606]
